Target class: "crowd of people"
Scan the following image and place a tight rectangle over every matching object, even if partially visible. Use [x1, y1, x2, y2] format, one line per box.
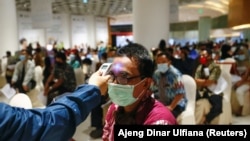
[0, 37, 250, 141]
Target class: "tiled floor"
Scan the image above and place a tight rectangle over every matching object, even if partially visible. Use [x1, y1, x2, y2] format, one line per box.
[0, 75, 249, 141]
[1, 93, 249, 141]
[72, 115, 250, 140]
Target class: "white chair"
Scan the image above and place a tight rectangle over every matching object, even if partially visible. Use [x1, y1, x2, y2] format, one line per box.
[9, 93, 32, 109]
[211, 62, 233, 124]
[74, 67, 85, 86]
[34, 66, 44, 92]
[241, 92, 250, 116]
[177, 74, 197, 125]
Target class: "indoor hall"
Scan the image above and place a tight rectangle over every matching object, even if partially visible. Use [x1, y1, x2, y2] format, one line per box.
[0, 73, 249, 141]
[0, 0, 250, 141]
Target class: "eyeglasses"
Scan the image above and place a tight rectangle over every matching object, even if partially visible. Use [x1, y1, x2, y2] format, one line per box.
[109, 72, 142, 85]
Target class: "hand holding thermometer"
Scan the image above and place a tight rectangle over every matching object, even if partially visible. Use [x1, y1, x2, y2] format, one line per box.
[99, 63, 112, 76]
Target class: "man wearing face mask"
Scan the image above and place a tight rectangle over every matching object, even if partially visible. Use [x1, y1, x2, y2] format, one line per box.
[44, 51, 77, 106]
[11, 49, 35, 93]
[102, 43, 176, 141]
[194, 48, 222, 124]
[68, 50, 82, 69]
[152, 50, 187, 118]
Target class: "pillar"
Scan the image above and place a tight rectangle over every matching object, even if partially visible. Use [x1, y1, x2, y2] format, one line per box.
[107, 17, 112, 48]
[86, 15, 96, 48]
[60, 13, 71, 49]
[242, 29, 250, 40]
[198, 16, 212, 42]
[132, 0, 170, 50]
[0, 0, 18, 57]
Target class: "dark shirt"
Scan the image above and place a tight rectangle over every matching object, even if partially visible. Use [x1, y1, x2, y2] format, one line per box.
[53, 63, 76, 92]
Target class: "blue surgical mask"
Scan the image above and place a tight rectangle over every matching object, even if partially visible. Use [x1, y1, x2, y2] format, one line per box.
[108, 79, 145, 107]
[19, 55, 26, 61]
[70, 54, 75, 61]
[238, 55, 246, 61]
[157, 63, 169, 73]
[49, 54, 54, 58]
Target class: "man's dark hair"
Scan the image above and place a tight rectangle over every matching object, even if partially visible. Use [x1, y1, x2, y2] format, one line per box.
[116, 43, 154, 78]
[19, 38, 27, 45]
[202, 47, 213, 55]
[55, 51, 67, 62]
[158, 39, 167, 52]
[156, 50, 173, 62]
[6, 51, 11, 57]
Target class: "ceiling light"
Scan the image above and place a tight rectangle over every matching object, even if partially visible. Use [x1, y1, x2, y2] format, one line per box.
[181, 4, 227, 14]
[83, 0, 88, 4]
[210, 32, 240, 38]
[205, 1, 224, 9]
[220, 0, 229, 5]
[232, 24, 250, 30]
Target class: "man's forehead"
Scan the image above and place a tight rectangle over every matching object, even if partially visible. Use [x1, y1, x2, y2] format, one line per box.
[111, 63, 124, 74]
[111, 61, 138, 75]
[200, 50, 208, 55]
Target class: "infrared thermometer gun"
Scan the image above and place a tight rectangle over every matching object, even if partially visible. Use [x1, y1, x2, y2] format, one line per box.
[99, 63, 112, 76]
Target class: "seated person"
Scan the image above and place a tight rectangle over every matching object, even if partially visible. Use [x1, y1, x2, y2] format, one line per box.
[11, 49, 35, 93]
[152, 50, 187, 118]
[194, 48, 223, 124]
[44, 51, 77, 105]
[102, 43, 176, 141]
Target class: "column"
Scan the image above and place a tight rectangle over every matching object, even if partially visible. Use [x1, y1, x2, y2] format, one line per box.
[132, 0, 170, 50]
[0, 0, 18, 57]
[107, 17, 112, 47]
[86, 15, 96, 48]
[242, 29, 250, 40]
[60, 13, 71, 48]
[198, 16, 212, 42]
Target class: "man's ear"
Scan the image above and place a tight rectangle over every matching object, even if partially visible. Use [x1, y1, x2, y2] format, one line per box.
[144, 78, 152, 88]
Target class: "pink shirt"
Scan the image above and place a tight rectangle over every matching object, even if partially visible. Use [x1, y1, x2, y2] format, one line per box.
[102, 97, 177, 141]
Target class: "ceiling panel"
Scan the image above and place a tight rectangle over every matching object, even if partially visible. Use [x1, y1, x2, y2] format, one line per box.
[15, 0, 229, 21]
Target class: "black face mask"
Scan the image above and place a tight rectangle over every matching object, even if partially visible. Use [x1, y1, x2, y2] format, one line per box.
[55, 61, 64, 66]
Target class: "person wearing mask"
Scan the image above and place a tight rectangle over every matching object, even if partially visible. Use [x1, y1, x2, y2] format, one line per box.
[44, 51, 76, 105]
[0, 71, 111, 141]
[68, 50, 82, 69]
[232, 44, 250, 116]
[173, 46, 196, 77]
[5, 51, 17, 84]
[102, 43, 176, 141]
[194, 48, 223, 124]
[11, 49, 35, 93]
[152, 50, 187, 118]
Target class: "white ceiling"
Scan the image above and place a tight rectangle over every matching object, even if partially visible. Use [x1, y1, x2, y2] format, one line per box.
[15, 0, 230, 23]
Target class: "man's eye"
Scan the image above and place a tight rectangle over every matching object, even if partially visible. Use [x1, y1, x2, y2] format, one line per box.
[120, 73, 129, 78]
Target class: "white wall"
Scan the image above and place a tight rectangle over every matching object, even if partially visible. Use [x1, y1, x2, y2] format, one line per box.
[95, 17, 109, 46]
[17, 11, 109, 49]
[170, 30, 198, 45]
[17, 11, 45, 47]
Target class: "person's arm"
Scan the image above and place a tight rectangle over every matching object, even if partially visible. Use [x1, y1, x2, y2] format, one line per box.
[0, 71, 110, 141]
[168, 94, 184, 110]
[167, 74, 185, 110]
[195, 65, 220, 87]
[22, 61, 35, 86]
[11, 62, 20, 84]
[195, 78, 217, 87]
[44, 72, 55, 96]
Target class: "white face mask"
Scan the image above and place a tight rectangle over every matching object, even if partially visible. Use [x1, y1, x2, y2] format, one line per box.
[108, 79, 145, 107]
[238, 55, 246, 61]
[157, 63, 169, 73]
[212, 53, 216, 59]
